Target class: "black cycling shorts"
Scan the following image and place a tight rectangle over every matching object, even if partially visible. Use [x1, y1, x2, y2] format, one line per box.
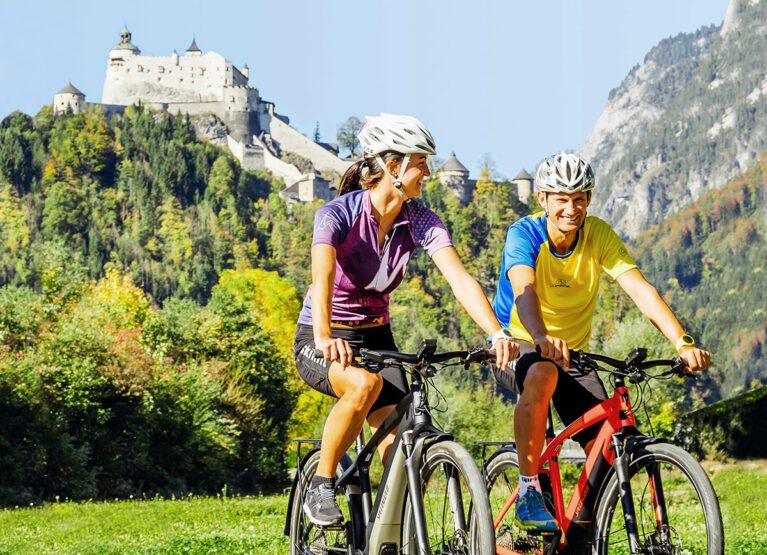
[493, 351, 608, 447]
[293, 323, 408, 414]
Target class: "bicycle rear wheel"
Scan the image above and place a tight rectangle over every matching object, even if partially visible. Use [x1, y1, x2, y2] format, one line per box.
[485, 449, 550, 554]
[289, 449, 356, 555]
[401, 440, 494, 554]
[593, 442, 723, 555]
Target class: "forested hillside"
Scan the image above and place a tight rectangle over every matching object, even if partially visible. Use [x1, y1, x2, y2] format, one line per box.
[0, 96, 761, 503]
[631, 157, 767, 397]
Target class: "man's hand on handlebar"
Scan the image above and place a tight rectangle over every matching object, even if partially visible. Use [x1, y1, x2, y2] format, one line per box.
[534, 333, 570, 368]
[678, 346, 710, 373]
[315, 336, 354, 368]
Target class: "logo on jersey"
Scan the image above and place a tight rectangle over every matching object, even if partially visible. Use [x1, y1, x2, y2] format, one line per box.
[553, 278, 570, 288]
[366, 243, 410, 292]
[317, 213, 339, 232]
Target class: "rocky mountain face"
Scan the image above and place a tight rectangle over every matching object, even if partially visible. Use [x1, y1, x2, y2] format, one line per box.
[580, 0, 767, 238]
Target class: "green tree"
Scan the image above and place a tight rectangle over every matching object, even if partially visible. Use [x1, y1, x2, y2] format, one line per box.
[336, 116, 362, 158]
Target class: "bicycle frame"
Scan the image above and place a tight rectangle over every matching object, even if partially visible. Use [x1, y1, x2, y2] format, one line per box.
[291, 372, 453, 554]
[493, 377, 648, 552]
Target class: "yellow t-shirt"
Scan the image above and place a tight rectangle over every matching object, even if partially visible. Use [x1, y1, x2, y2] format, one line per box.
[492, 213, 637, 350]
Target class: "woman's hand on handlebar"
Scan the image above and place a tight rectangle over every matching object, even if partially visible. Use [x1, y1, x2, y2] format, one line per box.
[315, 336, 354, 368]
[492, 337, 519, 370]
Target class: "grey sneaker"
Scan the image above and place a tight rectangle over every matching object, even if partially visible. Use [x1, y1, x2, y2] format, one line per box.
[303, 482, 343, 527]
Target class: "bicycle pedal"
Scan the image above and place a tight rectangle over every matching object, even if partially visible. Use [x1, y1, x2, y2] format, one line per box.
[317, 520, 346, 531]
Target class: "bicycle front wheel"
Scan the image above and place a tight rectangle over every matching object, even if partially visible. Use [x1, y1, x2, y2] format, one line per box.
[593, 442, 723, 555]
[401, 440, 494, 554]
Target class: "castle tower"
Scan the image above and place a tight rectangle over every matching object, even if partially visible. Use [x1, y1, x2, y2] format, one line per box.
[439, 151, 470, 185]
[109, 25, 141, 61]
[437, 151, 475, 204]
[511, 168, 534, 202]
[242, 63, 249, 81]
[53, 82, 85, 115]
[186, 37, 202, 56]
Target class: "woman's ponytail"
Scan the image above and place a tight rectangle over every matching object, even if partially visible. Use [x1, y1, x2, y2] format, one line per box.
[336, 152, 403, 197]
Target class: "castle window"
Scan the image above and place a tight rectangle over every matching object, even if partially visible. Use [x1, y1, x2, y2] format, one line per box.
[137, 65, 143, 72]
[158, 66, 165, 73]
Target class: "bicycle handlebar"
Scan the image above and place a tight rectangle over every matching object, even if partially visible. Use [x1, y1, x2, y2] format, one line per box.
[312, 346, 495, 368]
[570, 349, 692, 380]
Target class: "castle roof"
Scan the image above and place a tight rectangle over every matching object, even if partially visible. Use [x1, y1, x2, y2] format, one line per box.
[111, 39, 140, 53]
[512, 168, 533, 181]
[57, 82, 85, 96]
[186, 38, 201, 53]
[439, 151, 469, 174]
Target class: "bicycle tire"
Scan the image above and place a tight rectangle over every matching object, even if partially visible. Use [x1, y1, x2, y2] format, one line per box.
[593, 442, 724, 555]
[485, 449, 552, 554]
[401, 440, 495, 554]
[289, 449, 356, 555]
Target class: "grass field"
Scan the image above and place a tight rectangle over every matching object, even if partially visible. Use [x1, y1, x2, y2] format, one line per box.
[0, 461, 763, 554]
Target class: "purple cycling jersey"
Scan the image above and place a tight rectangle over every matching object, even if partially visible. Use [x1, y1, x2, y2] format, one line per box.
[297, 189, 453, 326]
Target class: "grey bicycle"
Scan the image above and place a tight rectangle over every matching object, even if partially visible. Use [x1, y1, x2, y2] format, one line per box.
[285, 339, 496, 554]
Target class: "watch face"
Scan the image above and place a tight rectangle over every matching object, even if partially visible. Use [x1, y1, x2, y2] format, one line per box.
[681, 335, 695, 345]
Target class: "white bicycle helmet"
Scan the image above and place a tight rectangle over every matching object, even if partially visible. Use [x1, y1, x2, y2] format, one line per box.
[358, 113, 437, 201]
[535, 152, 595, 193]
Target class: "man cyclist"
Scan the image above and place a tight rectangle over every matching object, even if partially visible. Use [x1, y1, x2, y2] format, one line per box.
[492, 152, 710, 533]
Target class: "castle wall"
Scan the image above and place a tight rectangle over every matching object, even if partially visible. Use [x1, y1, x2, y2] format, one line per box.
[103, 51, 255, 106]
[251, 134, 304, 185]
[226, 135, 265, 171]
[266, 113, 350, 176]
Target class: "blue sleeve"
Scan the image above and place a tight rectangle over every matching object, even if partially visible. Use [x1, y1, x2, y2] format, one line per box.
[493, 217, 544, 327]
[501, 220, 541, 274]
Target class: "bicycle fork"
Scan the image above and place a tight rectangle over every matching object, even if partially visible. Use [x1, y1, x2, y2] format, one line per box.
[611, 435, 642, 554]
[403, 429, 431, 554]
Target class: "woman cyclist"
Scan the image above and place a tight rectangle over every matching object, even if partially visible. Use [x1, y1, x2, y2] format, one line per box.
[294, 113, 519, 526]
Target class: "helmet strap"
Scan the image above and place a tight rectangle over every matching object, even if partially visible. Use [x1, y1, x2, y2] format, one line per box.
[375, 154, 412, 202]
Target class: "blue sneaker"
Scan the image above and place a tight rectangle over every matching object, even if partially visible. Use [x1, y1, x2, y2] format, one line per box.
[515, 487, 559, 533]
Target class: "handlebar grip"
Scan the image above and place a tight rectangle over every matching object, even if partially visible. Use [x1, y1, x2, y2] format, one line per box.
[313, 348, 325, 359]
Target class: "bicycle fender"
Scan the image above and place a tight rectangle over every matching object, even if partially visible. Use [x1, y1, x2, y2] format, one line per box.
[482, 445, 517, 476]
[410, 431, 453, 468]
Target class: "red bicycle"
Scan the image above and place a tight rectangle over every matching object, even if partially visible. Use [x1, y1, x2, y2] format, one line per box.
[483, 348, 723, 555]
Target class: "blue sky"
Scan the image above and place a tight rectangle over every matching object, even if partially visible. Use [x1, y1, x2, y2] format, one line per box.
[0, 0, 727, 178]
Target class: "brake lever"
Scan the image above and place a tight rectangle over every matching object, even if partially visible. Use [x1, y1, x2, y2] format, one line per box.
[672, 356, 698, 381]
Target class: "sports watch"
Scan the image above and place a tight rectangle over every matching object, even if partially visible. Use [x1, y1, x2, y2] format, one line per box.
[490, 328, 514, 343]
[675, 334, 696, 353]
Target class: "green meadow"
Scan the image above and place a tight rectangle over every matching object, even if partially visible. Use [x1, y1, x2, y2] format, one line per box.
[0, 461, 763, 554]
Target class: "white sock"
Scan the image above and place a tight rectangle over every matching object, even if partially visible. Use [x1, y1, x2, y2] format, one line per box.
[519, 474, 542, 495]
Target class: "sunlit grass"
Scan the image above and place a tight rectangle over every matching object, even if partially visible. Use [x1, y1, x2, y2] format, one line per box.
[0, 460, 762, 554]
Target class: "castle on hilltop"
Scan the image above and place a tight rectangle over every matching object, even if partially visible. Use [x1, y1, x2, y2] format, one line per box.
[53, 27, 348, 202]
[52, 28, 532, 206]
